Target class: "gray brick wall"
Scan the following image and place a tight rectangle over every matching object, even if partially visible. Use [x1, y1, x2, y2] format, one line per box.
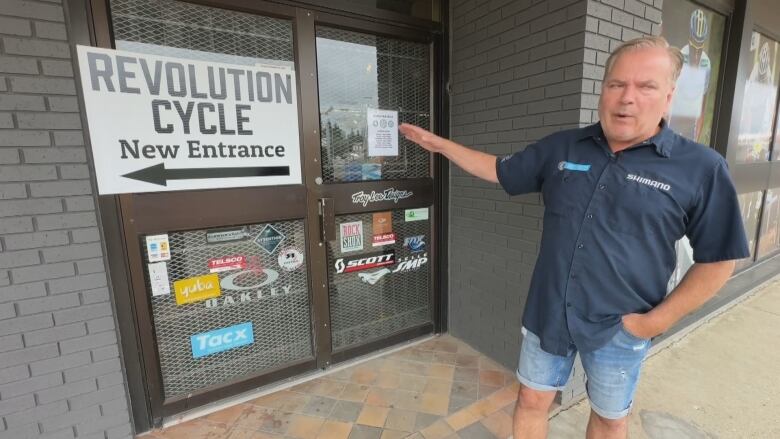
[448, 0, 663, 404]
[448, 0, 589, 368]
[0, 1, 133, 437]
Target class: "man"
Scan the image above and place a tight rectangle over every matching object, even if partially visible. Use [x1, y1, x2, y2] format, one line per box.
[399, 36, 748, 439]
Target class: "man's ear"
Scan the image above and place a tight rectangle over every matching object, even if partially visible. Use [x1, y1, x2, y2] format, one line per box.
[665, 84, 676, 108]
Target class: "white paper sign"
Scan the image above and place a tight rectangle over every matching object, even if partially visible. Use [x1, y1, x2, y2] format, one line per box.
[145, 234, 171, 262]
[76, 45, 302, 194]
[367, 108, 398, 157]
[148, 262, 171, 296]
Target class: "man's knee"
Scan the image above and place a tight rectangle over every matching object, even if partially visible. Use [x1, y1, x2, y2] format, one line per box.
[515, 384, 556, 412]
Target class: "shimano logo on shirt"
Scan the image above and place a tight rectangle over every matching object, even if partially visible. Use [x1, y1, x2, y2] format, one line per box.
[626, 174, 671, 191]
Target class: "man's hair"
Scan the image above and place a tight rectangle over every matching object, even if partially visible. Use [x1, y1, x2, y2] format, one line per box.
[603, 36, 684, 84]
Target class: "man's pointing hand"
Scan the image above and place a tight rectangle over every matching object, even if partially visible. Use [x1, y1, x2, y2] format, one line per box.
[399, 123, 447, 153]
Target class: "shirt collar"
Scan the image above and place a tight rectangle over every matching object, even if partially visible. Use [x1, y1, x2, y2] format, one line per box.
[578, 120, 676, 158]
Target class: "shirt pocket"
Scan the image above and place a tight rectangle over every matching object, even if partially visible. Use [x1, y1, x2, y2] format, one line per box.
[542, 169, 593, 217]
[609, 176, 686, 239]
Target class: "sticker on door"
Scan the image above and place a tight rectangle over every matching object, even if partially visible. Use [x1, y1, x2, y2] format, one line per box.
[190, 322, 254, 358]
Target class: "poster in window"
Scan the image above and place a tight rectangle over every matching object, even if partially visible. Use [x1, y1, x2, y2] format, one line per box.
[757, 188, 780, 258]
[735, 191, 764, 271]
[773, 102, 780, 160]
[735, 32, 780, 163]
[661, 2, 726, 146]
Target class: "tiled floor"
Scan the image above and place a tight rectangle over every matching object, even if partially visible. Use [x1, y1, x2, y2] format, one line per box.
[143, 334, 538, 439]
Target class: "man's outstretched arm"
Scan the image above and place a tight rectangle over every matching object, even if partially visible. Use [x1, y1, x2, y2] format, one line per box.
[399, 123, 499, 183]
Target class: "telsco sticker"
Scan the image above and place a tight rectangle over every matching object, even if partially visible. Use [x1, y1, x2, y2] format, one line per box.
[191, 322, 254, 358]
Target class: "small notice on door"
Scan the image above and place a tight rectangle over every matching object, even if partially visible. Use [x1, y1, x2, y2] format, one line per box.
[148, 262, 171, 297]
[146, 234, 171, 262]
[367, 108, 398, 157]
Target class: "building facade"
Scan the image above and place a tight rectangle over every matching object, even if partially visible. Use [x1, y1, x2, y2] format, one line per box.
[0, 0, 778, 437]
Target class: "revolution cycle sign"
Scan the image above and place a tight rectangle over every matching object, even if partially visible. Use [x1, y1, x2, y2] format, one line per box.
[75, 45, 302, 194]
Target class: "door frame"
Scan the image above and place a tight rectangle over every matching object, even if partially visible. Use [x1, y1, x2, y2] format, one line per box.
[71, 0, 448, 431]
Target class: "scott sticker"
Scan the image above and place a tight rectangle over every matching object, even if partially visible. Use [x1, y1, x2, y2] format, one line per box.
[335, 250, 395, 274]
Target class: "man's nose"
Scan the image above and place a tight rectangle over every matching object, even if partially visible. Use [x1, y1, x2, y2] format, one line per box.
[619, 85, 636, 104]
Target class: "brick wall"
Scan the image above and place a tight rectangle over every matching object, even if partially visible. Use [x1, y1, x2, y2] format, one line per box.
[0, 1, 133, 438]
[448, 0, 663, 404]
[448, 0, 589, 368]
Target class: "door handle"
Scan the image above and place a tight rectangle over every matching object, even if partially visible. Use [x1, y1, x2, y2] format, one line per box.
[318, 198, 335, 243]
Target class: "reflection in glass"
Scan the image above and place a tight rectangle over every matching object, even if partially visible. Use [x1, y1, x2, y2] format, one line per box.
[735, 191, 764, 270]
[316, 27, 431, 182]
[667, 237, 694, 293]
[757, 188, 780, 258]
[662, 2, 726, 146]
[735, 32, 780, 163]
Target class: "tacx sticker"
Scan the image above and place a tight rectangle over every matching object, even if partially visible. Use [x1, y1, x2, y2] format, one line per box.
[558, 161, 591, 172]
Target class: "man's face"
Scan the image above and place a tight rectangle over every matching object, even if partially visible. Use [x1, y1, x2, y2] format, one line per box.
[598, 47, 676, 151]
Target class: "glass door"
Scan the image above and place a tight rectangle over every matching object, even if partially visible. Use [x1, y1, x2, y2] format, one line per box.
[310, 20, 438, 362]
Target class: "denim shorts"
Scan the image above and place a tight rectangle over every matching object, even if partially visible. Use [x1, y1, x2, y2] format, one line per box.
[516, 325, 651, 420]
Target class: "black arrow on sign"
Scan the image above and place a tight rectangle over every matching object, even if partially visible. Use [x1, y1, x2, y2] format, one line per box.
[121, 163, 290, 186]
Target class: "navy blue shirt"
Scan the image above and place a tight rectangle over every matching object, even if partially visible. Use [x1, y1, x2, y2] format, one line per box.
[496, 122, 749, 356]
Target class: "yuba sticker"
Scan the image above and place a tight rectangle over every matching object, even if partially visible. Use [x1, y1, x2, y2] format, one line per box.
[173, 273, 221, 305]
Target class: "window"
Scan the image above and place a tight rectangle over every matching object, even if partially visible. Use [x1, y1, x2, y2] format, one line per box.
[735, 32, 780, 163]
[662, 1, 726, 146]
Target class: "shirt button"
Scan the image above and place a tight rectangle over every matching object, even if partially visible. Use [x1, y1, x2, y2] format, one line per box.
[586, 213, 593, 219]
[566, 302, 572, 307]
[577, 243, 584, 249]
[599, 184, 606, 190]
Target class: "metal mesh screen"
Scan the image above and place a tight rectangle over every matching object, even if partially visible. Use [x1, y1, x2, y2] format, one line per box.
[328, 210, 432, 350]
[110, 0, 293, 64]
[316, 27, 431, 182]
[142, 221, 312, 398]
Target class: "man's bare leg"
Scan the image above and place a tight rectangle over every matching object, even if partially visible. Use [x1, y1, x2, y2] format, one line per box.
[585, 410, 627, 439]
[512, 384, 557, 439]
